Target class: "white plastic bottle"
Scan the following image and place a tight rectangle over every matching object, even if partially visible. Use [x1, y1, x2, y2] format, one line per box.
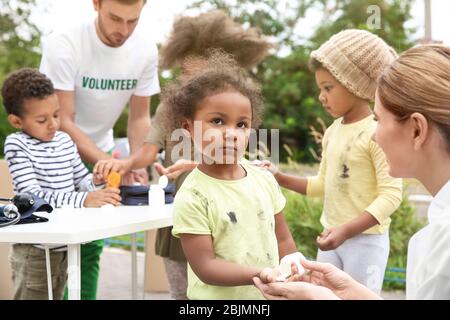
[148, 175, 168, 208]
[148, 185, 165, 208]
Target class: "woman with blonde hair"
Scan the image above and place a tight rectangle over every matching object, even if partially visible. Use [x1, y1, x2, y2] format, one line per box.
[254, 44, 450, 300]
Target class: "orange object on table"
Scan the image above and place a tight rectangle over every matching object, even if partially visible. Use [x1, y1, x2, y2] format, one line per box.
[107, 172, 121, 189]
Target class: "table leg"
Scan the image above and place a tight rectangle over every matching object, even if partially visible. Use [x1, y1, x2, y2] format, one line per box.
[131, 233, 138, 300]
[142, 231, 147, 300]
[67, 244, 81, 300]
[44, 246, 53, 300]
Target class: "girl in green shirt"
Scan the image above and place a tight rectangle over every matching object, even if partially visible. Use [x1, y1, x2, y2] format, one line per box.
[163, 51, 298, 300]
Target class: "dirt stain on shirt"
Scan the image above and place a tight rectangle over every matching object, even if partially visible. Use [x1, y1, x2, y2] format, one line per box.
[227, 211, 238, 224]
[340, 164, 350, 178]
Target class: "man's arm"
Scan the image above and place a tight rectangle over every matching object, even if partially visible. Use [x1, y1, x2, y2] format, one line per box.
[127, 95, 151, 154]
[123, 95, 152, 184]
[56, 90, 110, 164]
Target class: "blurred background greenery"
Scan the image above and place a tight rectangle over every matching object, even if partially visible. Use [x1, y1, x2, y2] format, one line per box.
[0, 0, 415, 161]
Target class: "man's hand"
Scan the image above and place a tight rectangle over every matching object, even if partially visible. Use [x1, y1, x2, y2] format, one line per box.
[316, 225, 350, 251]
[93, 158, 133, 181]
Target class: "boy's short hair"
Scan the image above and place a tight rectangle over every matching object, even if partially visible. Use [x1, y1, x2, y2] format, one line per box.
[1, 68, 54, 116]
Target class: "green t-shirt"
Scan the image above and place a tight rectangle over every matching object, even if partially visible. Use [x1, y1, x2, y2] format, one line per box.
[172, 161, 286, 300]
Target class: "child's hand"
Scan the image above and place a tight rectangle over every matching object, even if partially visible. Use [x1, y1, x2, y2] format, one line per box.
[93, 158, 132, 181]
[258, 267, 282, 284]
[84, 187, 122, 207]
[316, 226, 349, 251]
[92, 173, 105, 186]
[252, 160, 279, 175]
[154, 159, 199, 180]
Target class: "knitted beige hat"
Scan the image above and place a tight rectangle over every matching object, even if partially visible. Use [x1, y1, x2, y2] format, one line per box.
[310, 29, 398, 101]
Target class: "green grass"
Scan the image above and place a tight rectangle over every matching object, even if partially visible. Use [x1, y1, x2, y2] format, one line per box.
[104, 233, 146, 252]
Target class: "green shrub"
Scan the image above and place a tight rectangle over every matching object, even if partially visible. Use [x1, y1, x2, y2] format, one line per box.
[283, 189, 323, 259]
[283, 188, 426, 290]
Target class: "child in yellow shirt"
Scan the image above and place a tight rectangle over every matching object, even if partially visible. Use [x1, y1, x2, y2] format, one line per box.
[262, 29, 403, 294]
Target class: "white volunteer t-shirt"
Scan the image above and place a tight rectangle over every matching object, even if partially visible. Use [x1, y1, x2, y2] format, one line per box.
[40, 19, 160, 152]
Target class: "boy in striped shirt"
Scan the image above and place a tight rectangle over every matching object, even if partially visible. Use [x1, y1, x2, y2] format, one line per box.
[1, 68, 121, 300]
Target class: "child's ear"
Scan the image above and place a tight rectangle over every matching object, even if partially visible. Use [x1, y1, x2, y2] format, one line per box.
[7, 114, 23, 129]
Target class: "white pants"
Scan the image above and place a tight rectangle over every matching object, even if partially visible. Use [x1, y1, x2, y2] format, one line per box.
[317, 232, 390, 294]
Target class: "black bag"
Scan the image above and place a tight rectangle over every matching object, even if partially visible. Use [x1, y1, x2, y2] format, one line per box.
[119, 183, 175, 206]
[0, 193, 52, 227]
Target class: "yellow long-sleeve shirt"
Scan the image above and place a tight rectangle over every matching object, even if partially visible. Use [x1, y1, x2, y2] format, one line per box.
[307, 115, 403, 234]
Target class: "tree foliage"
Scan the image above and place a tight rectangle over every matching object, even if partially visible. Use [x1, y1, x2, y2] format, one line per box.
[0, 0, 41, 155]
[189, 0, 415, 162]
[0, 0, 415, 162]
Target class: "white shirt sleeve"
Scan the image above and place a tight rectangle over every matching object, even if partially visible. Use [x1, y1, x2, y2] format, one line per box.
[39, 34, 77, 91]
[408, 214, 450, 299]
[133, 43, 160, 97]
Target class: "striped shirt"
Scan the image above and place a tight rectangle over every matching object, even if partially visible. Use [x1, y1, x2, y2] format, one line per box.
[4, 131, 95, 251]
[4, 131, 94, 208]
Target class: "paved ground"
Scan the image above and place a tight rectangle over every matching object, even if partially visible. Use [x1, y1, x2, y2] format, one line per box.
[97, 247, 171, 300]
[97, 247, 405, 300]
[381, 290, 406, 300]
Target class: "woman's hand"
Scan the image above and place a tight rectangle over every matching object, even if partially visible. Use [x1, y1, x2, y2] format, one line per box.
[154, 159, 198, 180]
[288, 259, 380, 300]
[253, 277, 340, 300]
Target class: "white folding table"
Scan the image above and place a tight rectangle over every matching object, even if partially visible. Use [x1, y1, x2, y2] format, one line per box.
[0, 204, 173, 300]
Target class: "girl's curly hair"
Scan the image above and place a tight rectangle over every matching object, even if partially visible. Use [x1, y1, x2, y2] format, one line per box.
[161, 49, 264, 138]
[159, 10, 273, 70]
